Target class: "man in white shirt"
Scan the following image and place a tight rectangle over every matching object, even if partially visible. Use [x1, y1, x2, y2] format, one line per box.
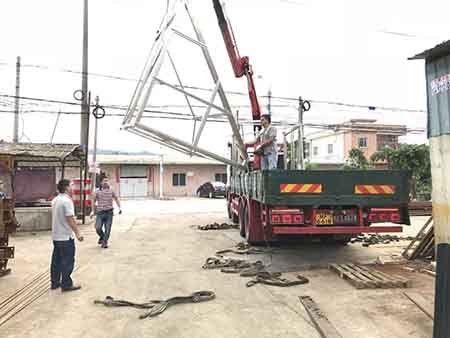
[245, 114, 278, 170]
[0, 180, 6, 199]
[51, 179, 84, 292]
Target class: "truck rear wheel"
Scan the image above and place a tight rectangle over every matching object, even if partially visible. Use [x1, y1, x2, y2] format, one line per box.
[229, 199, 239, 224]
[227, 200, 232, 220]
[239, 203, 247, 238]
[320, 235, 352, 245]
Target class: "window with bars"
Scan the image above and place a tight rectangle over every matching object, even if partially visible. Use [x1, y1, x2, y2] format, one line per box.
[327, 144, 333, 154]
[172, 173, 186, 186]
[377, 134, 398, 151]
[358, 137, 368, 148]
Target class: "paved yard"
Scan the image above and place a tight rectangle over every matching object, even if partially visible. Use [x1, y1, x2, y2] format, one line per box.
[0, 198, 434, 338]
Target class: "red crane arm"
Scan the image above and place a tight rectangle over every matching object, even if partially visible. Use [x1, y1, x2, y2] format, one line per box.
[212, 0, 262, 122]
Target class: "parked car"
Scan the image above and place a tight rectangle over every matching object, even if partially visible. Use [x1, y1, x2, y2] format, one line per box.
[196, 181, 226, 198]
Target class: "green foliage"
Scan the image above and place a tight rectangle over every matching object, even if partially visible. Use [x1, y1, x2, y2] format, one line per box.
[370, 144, 431, 199]
[345, 148, 369, 170]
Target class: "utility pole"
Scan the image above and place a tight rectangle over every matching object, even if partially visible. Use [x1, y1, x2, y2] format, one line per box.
[80, 0, 89, 225]
[13, 56, 21, 143]
[80, 0, 89, 147]
[297, 96, 304, 170]
[91, 96, 100, 190]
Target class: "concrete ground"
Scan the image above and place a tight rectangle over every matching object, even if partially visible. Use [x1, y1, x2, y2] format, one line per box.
[0, 198, 434, 338]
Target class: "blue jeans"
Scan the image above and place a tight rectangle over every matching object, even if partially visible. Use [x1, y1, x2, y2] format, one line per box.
[51, 239, 75, 289]
[96, 210, 113, 243]
[261, 152, 278, 170]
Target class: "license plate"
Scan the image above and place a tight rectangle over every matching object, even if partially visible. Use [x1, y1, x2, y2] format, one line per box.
[315, 213, 333, 225]
[334, 214, 357, 224]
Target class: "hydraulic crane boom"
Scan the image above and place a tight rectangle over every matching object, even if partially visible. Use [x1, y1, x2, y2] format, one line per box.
[212, 0, 262, 126]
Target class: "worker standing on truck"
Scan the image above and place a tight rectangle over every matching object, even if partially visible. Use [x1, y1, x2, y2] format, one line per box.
[92, 177, 122, 249]
[245, 114, 278, 170]
[0, 180, 6, 199]
[51, 179, 83, 292]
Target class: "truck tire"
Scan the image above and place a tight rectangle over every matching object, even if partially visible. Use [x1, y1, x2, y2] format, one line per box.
[334, 235, 352, 245]
[227, 200, 232, 220]
[230, 200, 239, 224]
[320, 235, 352, 245]
[239, 203, 247, 238]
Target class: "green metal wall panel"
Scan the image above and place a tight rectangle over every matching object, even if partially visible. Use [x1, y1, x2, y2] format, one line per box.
[426, 54, 450, 138]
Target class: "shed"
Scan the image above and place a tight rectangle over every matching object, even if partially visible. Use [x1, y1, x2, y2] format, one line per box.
[0, 142, 85, 206]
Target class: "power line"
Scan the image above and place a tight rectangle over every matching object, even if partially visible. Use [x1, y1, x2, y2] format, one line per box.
[0, 62, 427, 113]
[0, 107, 426, 134]
[0, 93, 426, 135]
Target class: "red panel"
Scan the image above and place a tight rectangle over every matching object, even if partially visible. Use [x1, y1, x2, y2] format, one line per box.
[272, 226, 403, 235]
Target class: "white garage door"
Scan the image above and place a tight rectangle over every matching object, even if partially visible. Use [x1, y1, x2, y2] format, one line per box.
[120, 165, 148, 198]
[120, 178, 148, 198]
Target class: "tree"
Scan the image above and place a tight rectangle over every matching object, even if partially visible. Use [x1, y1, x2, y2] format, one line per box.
[344, 148, 369, 169]
[370, 144, 431, 200]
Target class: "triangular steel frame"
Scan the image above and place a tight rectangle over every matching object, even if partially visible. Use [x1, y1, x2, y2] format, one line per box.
[122, 0, 246, 168]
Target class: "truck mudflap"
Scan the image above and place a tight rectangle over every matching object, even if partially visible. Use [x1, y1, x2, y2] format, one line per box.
[272, 226, 403, 235]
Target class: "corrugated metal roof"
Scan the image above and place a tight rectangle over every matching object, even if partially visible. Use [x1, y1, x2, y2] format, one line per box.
[97, 154, 225, 166]
[409, 40, 450, 61]
[0, 142, 84, 161]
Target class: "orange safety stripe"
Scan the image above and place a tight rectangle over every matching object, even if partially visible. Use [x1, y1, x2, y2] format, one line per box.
[280, 184, 322, 193]
[355, 185, 396, 194]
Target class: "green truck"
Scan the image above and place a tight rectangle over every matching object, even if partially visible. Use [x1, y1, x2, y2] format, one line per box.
[227, 169, 411, 244]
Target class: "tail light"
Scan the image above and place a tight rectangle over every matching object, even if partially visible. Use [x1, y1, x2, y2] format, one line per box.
[368, 208, 401, 223]
[271, 209, 304, 225]
[282, 214, 292, 224]
[271, 214, 281, 224]
[390, 213, 401, 222]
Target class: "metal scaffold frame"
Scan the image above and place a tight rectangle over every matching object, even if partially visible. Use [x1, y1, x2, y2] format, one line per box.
[122, 0, 246, 169]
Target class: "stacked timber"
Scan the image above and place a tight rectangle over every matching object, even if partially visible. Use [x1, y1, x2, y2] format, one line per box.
[0, 198, 18, 277]
[408, 201, 432, 216]
[403, 216, 435, 260]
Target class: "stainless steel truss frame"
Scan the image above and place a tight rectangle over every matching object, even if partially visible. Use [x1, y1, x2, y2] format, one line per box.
[122, 0, 246, 169]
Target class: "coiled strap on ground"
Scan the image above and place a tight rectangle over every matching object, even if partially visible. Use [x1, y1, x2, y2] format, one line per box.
[246, 272, 309, 288]
[94, 291, 215, 319]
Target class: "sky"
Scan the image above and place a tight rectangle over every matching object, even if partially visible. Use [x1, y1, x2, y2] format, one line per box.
[1, 0, 449, 157]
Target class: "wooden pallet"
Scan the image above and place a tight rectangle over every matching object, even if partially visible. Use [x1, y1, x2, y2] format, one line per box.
[329, 263, 411, 289]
